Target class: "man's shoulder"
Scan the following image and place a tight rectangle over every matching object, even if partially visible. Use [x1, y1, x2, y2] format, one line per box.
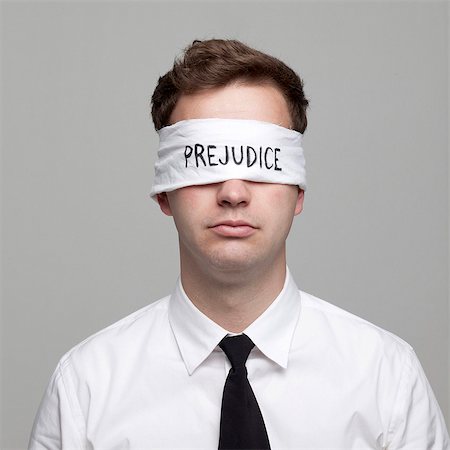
[59, 294, 172, 371]
[298, 290, 413, 357]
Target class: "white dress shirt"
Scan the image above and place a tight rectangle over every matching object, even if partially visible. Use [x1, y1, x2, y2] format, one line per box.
[29, 269, 449, 450]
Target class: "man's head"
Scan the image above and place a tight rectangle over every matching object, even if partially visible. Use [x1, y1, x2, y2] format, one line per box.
[151, 39, 308, 133]
[150, 39, 308, 279]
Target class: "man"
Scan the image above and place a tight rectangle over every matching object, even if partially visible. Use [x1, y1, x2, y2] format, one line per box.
[29, 39, 448, 449]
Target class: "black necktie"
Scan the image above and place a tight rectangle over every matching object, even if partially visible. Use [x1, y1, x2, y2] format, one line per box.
[218, 334, 271, 450]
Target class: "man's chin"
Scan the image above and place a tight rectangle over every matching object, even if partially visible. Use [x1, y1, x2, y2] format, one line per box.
[206, 252, 261, 274]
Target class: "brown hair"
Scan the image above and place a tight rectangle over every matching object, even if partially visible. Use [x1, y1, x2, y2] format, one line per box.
[151, 39, 309, 133]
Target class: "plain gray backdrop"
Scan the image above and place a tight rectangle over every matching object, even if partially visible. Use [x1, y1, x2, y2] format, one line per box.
[1, 1, 449, 449]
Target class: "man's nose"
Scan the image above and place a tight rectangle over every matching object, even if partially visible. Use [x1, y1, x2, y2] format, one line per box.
[216, 179, 251, 207]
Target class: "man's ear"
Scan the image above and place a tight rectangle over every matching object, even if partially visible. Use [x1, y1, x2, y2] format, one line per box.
[157, 193, 173, 216]
[294, 189, 304, 216]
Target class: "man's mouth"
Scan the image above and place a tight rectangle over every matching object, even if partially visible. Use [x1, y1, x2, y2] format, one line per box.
[209, 220, 257, 238]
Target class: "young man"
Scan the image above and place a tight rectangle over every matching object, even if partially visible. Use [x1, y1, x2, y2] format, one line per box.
[29, 39, 448, 449]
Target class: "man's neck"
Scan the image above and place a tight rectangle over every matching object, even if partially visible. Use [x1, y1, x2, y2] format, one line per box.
[179, 255, 287, 333]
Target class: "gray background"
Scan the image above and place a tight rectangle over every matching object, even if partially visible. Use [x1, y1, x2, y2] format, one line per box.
[1, 1, 448, 448]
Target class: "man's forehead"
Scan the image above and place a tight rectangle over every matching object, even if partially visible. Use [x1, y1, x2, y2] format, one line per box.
[169, 83, 292, 130]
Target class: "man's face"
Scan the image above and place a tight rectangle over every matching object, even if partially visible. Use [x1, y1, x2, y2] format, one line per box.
[157, 82, 304, 275]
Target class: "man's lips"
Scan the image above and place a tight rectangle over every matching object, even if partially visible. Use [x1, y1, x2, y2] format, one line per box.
[208, 220, 257, 238]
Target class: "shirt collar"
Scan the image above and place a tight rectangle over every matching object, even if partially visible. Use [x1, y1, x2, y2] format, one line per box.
[168, 267, 302, 375]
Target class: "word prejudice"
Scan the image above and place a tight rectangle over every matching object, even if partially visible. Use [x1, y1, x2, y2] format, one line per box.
[184, 144, 283, 171]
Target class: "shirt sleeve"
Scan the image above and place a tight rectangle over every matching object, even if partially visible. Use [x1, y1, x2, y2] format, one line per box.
[387, 347, 449, 449]
[28, 360, 86, 450]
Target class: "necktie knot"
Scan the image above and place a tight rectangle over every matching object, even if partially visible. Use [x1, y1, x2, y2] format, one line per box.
[219, 334, 255, 369]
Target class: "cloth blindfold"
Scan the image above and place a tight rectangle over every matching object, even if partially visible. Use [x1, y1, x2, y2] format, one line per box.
[149, 118, 306, 199]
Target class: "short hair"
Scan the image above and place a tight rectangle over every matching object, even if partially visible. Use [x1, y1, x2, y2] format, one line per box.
[151, 39, 309, 133]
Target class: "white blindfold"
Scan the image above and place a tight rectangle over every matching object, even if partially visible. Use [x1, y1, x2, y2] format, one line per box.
[149, 118, 306, 199]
